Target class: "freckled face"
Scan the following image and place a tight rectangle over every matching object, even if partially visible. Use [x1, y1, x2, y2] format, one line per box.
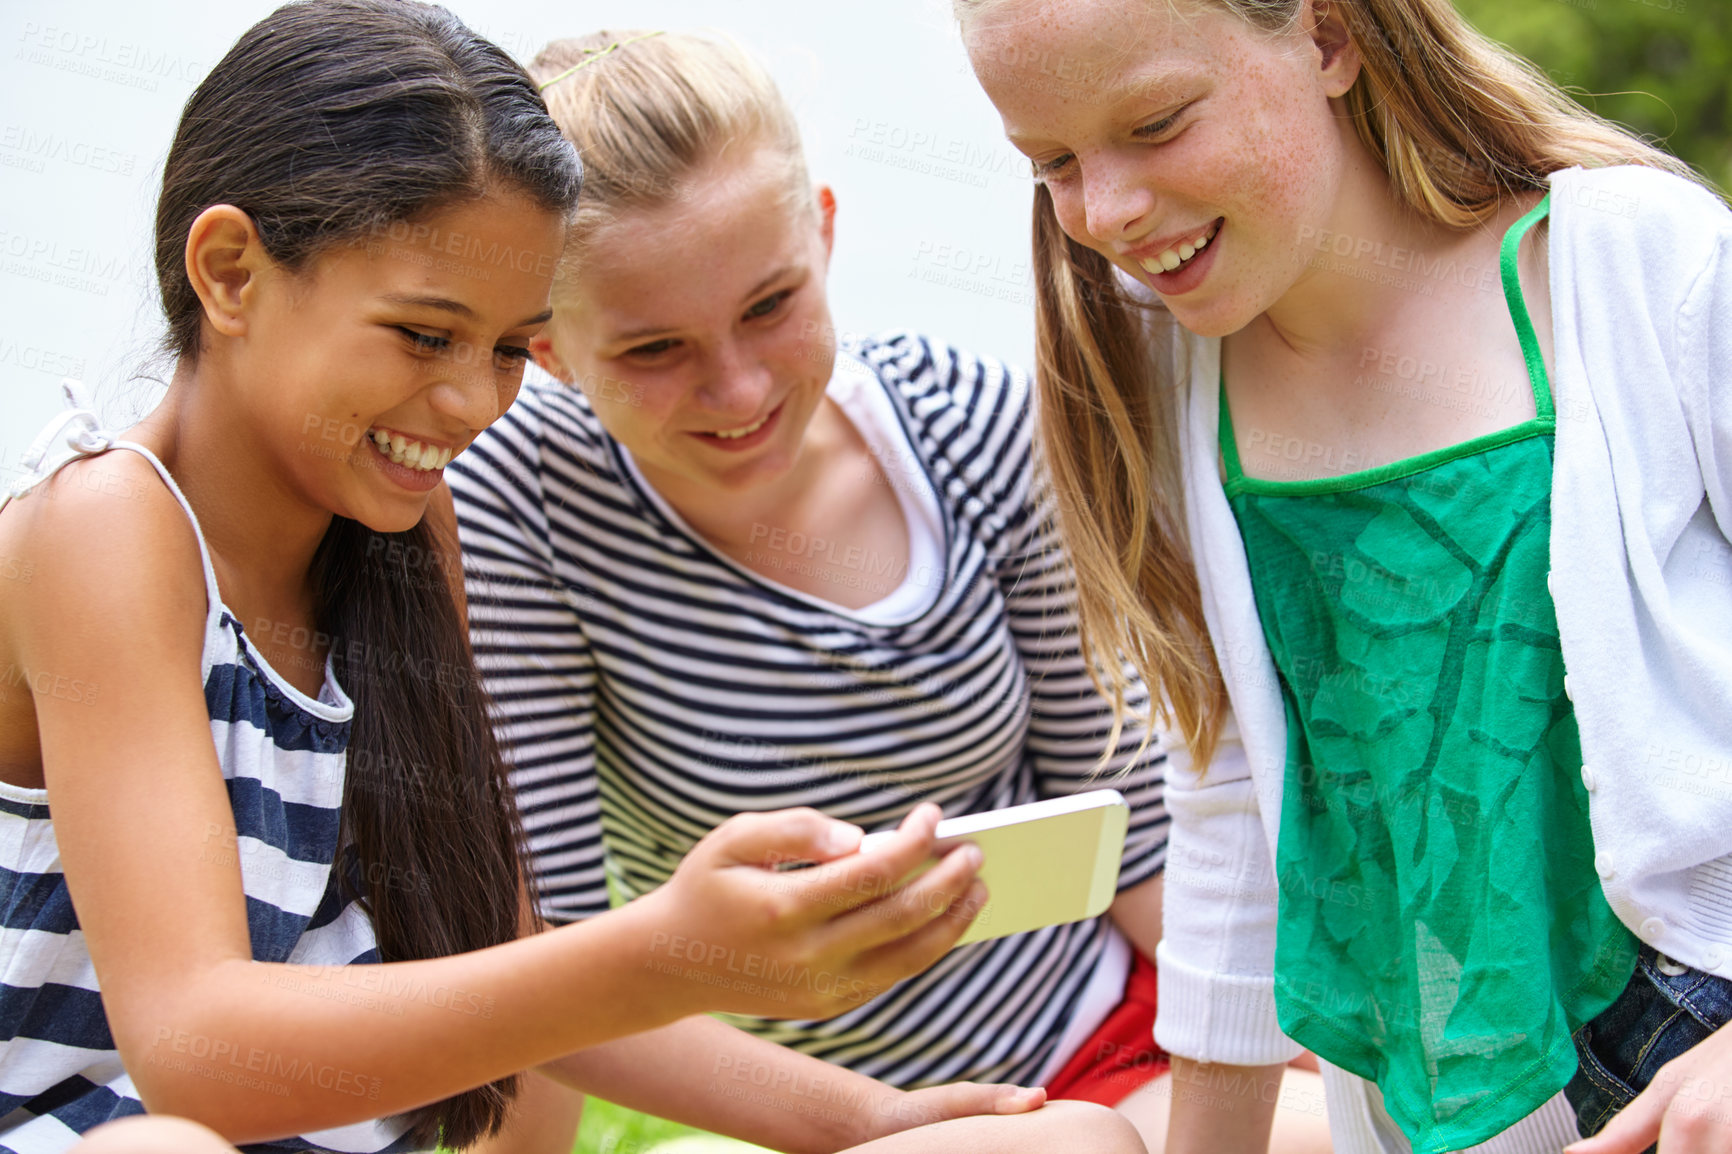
[964, 0, 1353, 337]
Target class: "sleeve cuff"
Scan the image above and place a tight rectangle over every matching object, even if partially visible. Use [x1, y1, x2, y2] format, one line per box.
[1154, 939, 1302, 1066]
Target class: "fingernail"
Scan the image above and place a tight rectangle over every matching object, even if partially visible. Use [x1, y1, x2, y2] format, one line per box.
[961, 844, 983, 869]
[823, 823, 861, 855]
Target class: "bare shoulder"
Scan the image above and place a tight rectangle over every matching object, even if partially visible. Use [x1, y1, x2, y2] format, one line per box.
[0, 450, 213, 785]
[0, 449, 209, 663]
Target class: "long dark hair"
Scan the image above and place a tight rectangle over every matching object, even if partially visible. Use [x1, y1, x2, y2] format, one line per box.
[153, 2, 581, 1144]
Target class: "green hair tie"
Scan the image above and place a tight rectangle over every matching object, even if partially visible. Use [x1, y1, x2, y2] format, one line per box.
[537, 31, 666, 92]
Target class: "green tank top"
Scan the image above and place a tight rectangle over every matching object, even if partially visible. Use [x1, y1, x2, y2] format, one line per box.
[1220, 197, 1637, 1152]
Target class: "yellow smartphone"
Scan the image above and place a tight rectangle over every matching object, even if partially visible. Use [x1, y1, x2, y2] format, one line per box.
[861, 789, 1129, 946]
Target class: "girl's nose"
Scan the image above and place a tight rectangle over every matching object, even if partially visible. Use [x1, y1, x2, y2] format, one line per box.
[430, 350, 507, 430]
[1080, 157, 1156, 245]
[696, 342, 774, 423]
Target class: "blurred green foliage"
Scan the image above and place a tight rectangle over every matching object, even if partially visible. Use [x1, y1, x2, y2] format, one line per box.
[573, 1097, 706, 1152]
[1453, 0, 1730, 194]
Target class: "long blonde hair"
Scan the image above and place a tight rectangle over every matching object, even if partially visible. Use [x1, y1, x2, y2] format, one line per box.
[957, 0, 1701, 767]
[528, 30, 813, 286]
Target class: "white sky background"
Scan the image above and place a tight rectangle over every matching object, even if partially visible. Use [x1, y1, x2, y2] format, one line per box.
[0, 0, 1039, 478]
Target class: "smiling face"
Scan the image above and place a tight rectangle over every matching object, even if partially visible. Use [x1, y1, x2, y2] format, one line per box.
[238, 189, 566, 532]
[531, 143, 837, 499]
[964, 0, 1361, 337]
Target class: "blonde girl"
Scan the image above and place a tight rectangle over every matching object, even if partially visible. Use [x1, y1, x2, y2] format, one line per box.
[450, 26, 1257, 1154]
[953, 0, 1732, 1152]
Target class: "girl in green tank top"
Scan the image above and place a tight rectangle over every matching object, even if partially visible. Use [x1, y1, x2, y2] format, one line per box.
[956, 0, 1732, 1153]
[1217, 198, 1636, 1150]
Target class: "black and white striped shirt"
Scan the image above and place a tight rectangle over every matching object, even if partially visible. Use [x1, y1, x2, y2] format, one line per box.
[448, 332, 1168, 1087]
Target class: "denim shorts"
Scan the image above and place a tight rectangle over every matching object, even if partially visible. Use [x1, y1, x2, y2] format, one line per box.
[1566, 944, 1732, 1145]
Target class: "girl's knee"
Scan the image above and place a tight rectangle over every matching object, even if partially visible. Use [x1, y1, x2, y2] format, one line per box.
[72, 1116, 239, 1154]
[1038, 1100, 1148, 1153]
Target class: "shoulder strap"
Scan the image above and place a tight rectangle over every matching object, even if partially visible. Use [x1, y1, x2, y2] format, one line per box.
[1217, 369, 1248, 483]
[103, 441, 226, 615]
[1499, 195, 1554, 420]
[5, 380, 108, 501]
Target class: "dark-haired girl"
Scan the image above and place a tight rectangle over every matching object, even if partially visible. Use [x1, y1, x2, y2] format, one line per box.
[0, 3, 1148, 1152]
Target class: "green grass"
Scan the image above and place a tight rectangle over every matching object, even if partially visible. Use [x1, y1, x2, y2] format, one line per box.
[572, 1098, 712, 1153]
[486, 887, 770, 1152]
[439, 1098, 754, 1154]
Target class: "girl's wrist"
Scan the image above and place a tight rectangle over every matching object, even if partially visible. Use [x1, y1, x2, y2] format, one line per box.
[1165, 1056, 1283, 1154]
[851, 1087, 916, 1146]
[550, 892, 713, 1029]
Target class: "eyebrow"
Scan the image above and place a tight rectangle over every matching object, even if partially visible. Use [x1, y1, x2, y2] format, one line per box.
[609, 266, 801, 344]
[380, 293, 553, 330]
[743, 265, 800, 303]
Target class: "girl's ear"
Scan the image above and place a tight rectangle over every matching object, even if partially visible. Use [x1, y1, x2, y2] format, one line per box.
[184, 205, 269, 340]
[1308, 0, 1362, 99]
[529, 332, 574, 383]
[816, 185, 837, 259]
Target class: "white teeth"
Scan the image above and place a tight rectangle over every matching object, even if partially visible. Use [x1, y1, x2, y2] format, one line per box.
[366, 428, 451, 472]
[1139, 221, 1220, 277]
[710, 414, 769, 440]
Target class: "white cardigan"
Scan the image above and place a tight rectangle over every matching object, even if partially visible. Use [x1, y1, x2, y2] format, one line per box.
[1153, 165, 1732, 1151]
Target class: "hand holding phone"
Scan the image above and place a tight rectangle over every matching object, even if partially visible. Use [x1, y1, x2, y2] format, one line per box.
[643, 804, 989, 1019]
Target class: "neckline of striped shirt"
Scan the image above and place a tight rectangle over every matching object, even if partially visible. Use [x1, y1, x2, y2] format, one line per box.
[609, 348, 951, 627]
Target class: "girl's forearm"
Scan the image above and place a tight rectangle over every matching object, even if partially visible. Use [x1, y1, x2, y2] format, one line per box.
[1164, 1056, 1284, 1154]
[538, 1014, 917, 1154]
[118, 799, 976, 1143]
[125, 897, 703, 1143]
[1107, 873, 1164, 959]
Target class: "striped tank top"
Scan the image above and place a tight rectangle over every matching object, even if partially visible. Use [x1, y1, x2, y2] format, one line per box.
[0, 394, 419, 1154]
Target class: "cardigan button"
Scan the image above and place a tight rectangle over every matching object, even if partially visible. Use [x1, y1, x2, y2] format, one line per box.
[1581, 766, 1597, 791]
[1546, 570, 1556, 597]
[1706, 946, 1728, 971]
[1594, 852, 1615, 879]
[1563, 675, 1574, 702]
[1640, 917, 1666, 940]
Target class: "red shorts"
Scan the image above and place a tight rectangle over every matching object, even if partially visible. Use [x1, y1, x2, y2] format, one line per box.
[1044, 949, 1169, 1107]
